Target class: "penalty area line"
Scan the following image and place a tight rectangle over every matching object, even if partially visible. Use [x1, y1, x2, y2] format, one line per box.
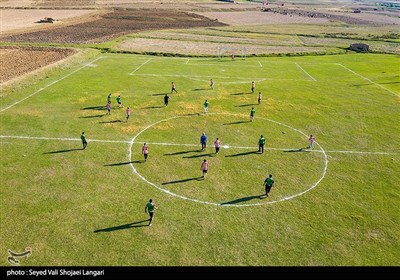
[0, 56, 105, 113]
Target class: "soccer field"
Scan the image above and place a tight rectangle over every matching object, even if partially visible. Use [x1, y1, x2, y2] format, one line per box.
[1, 52, 399, 266]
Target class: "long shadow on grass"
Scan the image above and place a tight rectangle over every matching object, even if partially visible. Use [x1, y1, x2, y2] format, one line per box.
[94, 220, 149, 232]
[79, 114, 104, 119]
[231, 92, 251, 95]
[193, 88, 208, 91]
[183, 153, 215, 159]
[162, 176, 203, 185]
[284, 148, 310, 153]
[104, 160, 143, 166]
[220, 195, 262, 205]
[141, 106, 164, 109]
[98, 119, 122, 124]
[225, 151, 259, 157]
[81, 106, 106, 111]
[150, 93, 167, 96]
[223, 120, 249, 125]
[235, 104, 257, 107]
[164, 149, 201, 156]
[43, 148, 82, 154]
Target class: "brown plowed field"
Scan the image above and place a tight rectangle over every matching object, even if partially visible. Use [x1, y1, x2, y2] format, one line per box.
[0, 1, 398, 85]
[0, 46, 76, 84]
[0, 8, 226, 84]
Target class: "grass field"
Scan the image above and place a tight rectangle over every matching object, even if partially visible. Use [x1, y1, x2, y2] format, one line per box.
[1, 51, 399, 266]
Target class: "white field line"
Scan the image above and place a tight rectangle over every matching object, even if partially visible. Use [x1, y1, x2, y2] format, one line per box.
[128, 58, 152, 75]
[336, 63, 399, 97]
[0, 135, 130, 144]
[185, 59, 190, 64]
[129, 73, 312, 82]
[0, 56, 105, 113]
[258, 61, 263, 67]
[1, 136, 396, 156]
[295, 62, 316, 81]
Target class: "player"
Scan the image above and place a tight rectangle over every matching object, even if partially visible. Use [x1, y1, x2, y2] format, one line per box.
[250, 107, 255, 122]
[171, 82, 178, 93]
[125, 107, 132, 121]
[144, 199, 157, 226]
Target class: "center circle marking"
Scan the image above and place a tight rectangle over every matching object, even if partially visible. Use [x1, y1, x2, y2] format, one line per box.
[129, 113, 328, 207]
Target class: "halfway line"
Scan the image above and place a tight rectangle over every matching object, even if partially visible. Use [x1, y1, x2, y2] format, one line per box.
[0, 135, 396, 155]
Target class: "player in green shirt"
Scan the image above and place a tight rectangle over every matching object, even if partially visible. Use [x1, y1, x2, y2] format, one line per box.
[263, 174, 274, 197]
[258, 134, 266, 153]
[81, 131, 87, 150]
[250, 107, 255, 122]
[145, 199, 157, 226]
[204, 99, 209, 114]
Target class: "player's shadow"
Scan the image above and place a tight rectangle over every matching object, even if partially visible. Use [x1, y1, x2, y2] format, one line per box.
[182, 153, 215, 158]
[79, 114, 104, 118]
[225, 151, 259, 157]
[80, 106, 106, 111]
[193, 88, 208, 91]
[223, 120, 249, 125]
[43, 148, 82, 154]
[104, 160, 143, 166]
[162, 176, 203, 185]
[164, 149, 201, 156]
[284, 148, 310, 152]
[150, 93, 166, 96]
[94, 219, 149, 232]
[220, 195, 262, 205]
[141, 106, 164, 109]
[231, 92, 251, 95]
[235, 104, 257, 107]
[98, 120, 122, 124]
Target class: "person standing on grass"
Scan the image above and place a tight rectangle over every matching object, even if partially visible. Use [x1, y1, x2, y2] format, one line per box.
[204, 99, 209, 114]
[125, 107, 131, 121]
[142, 143, 149, 161]
[106, 101, 111, 115]
[81, 131, 87, 150]
[144, 198, 157, 226]
[308, 134, 316, 149]
[107, 93, 112, 103]
[251, 81, 255, 93]
[116, 94, 123, 108]
[263, 174, 275, 197]
[214, 137, 221, 154]
[171, 82, 178, 93]
[258, 92, 262, 105]
[210, 79, 214, 89]
[258, 134, 266, 154]
[200, 132, 207, 151]
[201, 159, 209, 178]
[250, 107, 256, 122]
[164, 94, 170, 107]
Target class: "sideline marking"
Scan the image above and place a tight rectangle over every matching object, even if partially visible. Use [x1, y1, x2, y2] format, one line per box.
[0, 56, 105, 113]
[128, 58, 152, 75]
[336, 63, 399, 97]
[295, 62, 316, 81]
[128, 113, 329, 207]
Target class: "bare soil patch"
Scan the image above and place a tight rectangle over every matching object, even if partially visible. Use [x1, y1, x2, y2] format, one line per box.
[0, 46, 76, 84]
[0, 9, 97, 34]
[0, 9, 226, 44]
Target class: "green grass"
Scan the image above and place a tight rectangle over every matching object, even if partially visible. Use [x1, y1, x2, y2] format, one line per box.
[1, 51, 399, 266]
